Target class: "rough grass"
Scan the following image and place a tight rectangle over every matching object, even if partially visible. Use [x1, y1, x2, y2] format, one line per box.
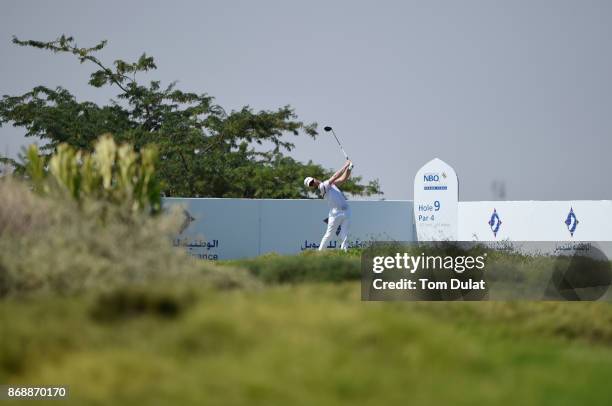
[1, 284, 612, 405]
[2, 178, 612, 404]
[0, 179, 255, 297]
[223, 251, 361, 284]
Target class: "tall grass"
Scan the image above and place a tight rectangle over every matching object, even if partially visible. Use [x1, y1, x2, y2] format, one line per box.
[24, 135, 161, 214]
[0, 179, 254, 298]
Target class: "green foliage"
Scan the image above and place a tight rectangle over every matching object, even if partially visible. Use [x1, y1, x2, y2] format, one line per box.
[1, 175, 611, 404]
[0, 179, 255, 298]
[90, 285, 197, 321]
[25, 134, 161, 214]
[1, 286, 612, 404]
[223, 251, 361, 283]
[0, 35, 382, 198]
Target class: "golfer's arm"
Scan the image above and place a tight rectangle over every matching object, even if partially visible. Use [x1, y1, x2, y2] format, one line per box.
[335, 167, 352, 185]
[328, 163, 350, 185]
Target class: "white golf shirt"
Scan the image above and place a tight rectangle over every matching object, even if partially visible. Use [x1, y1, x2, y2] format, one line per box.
[319, 180, 348, 214]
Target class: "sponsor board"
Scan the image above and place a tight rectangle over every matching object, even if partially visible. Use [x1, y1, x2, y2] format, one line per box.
[413, 158, 459, 241]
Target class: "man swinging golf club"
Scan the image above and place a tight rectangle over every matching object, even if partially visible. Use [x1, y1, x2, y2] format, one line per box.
[304, 159, 354, 251]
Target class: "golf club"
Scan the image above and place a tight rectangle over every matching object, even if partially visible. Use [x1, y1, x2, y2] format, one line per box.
[323, 126, 350, 161]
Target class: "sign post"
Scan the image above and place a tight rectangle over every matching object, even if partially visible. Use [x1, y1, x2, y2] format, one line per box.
[413, 158, 459, 241]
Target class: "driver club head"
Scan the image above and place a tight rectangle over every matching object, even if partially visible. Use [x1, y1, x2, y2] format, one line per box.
[323, 126, 333, 132]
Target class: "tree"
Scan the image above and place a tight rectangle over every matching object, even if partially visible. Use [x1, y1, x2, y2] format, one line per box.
[0, 35, 382, 198]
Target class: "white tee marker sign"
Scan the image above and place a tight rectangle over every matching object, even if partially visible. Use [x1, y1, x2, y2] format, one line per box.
[413, 158, 459, 241]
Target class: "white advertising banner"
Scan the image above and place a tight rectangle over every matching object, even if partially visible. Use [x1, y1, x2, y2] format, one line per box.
[260, 200, 415, 254]
[413, 158, 459, 241]
[458, 200, 612, 241]
[164, 196, 612, 260]
[164, 198, 416, 260]
[165, 198, 261, 260]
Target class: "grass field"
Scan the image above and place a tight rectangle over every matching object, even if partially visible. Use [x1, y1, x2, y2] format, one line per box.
[2, 281, 612, 405]
[2, 180, 612, 405]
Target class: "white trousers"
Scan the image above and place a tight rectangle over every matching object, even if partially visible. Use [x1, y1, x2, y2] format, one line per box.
[319, 209, 351, 251]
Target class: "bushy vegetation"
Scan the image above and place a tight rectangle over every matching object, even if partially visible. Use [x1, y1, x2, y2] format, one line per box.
[223, 251, 361, 284]
[0, 137, 611, 404]
[25, 135, 161, 214]
[0, 178, 254, 298]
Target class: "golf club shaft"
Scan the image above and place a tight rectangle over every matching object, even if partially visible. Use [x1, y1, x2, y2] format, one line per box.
[329, 129, 349, 160]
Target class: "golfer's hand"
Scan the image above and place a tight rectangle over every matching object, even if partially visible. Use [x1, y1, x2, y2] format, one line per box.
[348, 160, 354, 170]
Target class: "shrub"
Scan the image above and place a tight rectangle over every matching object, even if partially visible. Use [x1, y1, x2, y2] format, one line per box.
[0, 179, 256, 298]
[24, 134, 161, 215]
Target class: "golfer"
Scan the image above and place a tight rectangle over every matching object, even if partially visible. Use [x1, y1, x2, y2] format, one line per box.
[304, 160, 353, 251]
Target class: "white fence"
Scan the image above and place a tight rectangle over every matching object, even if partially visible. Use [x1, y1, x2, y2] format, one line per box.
[459, 200, 612, 241]
[164, 198, 612, 260]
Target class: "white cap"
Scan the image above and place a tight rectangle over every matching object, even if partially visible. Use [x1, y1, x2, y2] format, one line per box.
[304, 177, 314, 187]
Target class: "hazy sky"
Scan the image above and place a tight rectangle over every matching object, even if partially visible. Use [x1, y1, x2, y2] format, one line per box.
[1, 0, 611, 201]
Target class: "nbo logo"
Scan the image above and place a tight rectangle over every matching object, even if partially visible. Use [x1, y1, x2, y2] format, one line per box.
[423, 173, 440, 182]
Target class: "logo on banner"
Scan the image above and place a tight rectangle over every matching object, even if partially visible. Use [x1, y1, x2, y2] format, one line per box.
[179, 209, 196, 234]
[423, 172, 448, 190]
[488, 209, 502, 237]
[565, 207, 579, 237]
